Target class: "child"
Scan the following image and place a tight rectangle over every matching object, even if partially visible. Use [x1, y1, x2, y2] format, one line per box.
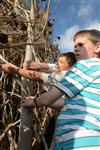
[22, 29, 100, 150]
[20, 52, 76, 84]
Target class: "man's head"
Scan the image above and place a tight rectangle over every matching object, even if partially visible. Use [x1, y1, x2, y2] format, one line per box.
[73, 29, 100, 60]
[55, 52, 77, 72]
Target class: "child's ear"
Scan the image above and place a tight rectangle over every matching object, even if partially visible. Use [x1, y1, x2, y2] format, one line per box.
[95, 42, 100, 53]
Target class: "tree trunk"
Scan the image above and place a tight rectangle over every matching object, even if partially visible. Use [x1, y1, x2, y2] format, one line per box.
[18, 1, 36, 149]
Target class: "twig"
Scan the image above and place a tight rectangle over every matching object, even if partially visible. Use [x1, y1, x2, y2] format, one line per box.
[0, 100, 10, 109]
[40, 134, 48, 150]
[0, 119, 20, 142]
[7, 92, 21, 98]
[35, 0, 50, 41]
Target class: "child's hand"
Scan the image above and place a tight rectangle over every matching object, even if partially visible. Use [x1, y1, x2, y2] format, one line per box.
[23, 60, 38, 70]
[23, 60, 31, 69]
[21, 96, 35, 107]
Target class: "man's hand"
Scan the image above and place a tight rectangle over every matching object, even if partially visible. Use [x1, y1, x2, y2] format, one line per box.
[21, 96, 35, 107]
[23, 60, 38, 70]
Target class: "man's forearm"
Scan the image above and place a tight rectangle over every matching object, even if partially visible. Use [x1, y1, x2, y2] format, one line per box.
[35, 86, 64, 107]
[50, 97, 64, 110]
[21, 86, 64, 108]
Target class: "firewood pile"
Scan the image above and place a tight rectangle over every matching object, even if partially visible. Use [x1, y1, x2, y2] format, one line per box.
[0, 1, 59, 150]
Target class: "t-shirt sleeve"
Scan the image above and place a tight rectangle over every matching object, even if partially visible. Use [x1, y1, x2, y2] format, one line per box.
[48, 63, 55, 71]
[41, 72, 50, 83]
[42, 72, 57, 84]
[55, 60, 94, 98]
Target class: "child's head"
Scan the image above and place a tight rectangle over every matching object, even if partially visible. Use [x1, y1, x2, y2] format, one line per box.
[55, 52, 77, 72]
[73, 29, 100, 60]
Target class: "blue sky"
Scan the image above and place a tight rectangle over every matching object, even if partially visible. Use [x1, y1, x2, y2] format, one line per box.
[49, 0, 100, 53]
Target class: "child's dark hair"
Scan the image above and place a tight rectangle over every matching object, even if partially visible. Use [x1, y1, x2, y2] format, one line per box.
[59, 52, 77, 66]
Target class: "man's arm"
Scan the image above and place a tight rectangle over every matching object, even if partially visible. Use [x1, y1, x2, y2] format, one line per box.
[50, 97, 65, 109]
[21, 86, 64, 108]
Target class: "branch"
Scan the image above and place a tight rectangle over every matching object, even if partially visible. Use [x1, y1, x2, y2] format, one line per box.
[0, 41, 58, 51]
[0, 41, 44, 49]
[0, 100, 10, 109]
[7, 0, 29, 18]
[8, 92, 21, 99]
[0, 54, 18, 69]
[0, 119, 20, 142]
[40, 134, 48, 150]
[35, 0, 51, 41]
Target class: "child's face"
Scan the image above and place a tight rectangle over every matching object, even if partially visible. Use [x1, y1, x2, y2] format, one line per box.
[55, 56, 70, 72]
[74, 36, 98, 60]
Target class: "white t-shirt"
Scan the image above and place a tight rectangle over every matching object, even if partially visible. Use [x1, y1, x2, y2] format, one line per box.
[42, 70, 67, 85]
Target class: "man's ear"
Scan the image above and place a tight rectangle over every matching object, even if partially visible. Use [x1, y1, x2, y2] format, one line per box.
[95, 42, 100, 53]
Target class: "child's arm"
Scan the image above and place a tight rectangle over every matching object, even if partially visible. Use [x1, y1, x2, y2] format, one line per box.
[0, 55, 52, 82]
[23, 60, 55, 72]
[18, 68, 43, 81]
[0, 63, 47, 82]
[0, 54, 18, 69]
[0, 57, 53, 83]
[0, 63, 19, 74]
[0, 54, 19, 74]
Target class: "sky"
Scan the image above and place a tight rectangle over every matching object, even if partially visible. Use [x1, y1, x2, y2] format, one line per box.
[49, 0, 100, 53]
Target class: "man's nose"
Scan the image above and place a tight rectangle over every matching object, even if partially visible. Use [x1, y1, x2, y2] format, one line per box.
[74, 49, 79, 53]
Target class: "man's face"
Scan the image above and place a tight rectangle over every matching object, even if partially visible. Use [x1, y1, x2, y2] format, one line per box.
[55, 56, 70, 72]
[74, 36, 96, 60]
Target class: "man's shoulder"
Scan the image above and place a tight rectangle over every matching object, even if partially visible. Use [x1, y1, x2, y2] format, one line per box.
[73, 60, 89, 69]
[76, 58, 100, 67]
